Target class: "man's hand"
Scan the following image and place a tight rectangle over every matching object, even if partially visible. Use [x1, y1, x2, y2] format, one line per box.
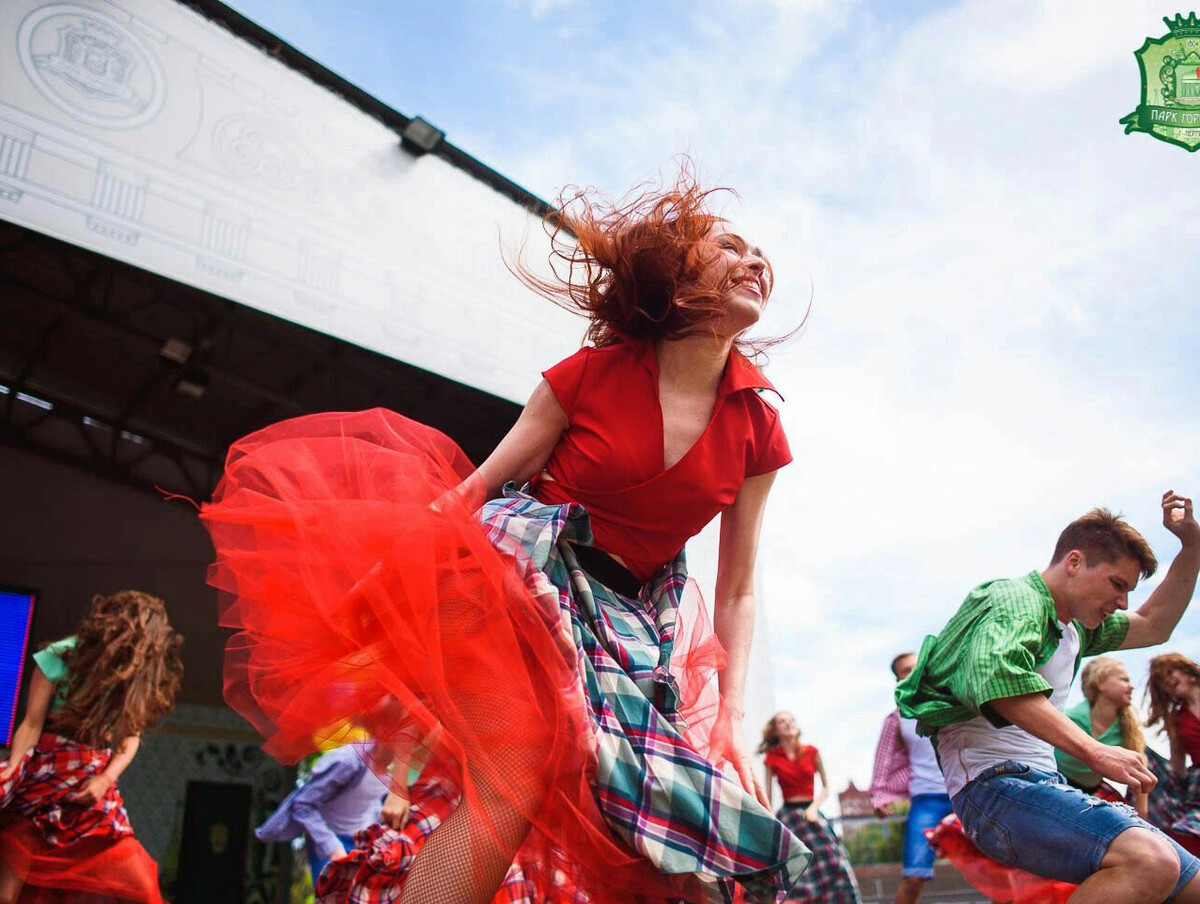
[66, 774, 113, 806]
[1085, 744, 1157, 794]
[1164, 490, 1198, 546]
[873, 803, 893, 819]
[1121, 490, 1200, 650]
[380, 791, 410, 829]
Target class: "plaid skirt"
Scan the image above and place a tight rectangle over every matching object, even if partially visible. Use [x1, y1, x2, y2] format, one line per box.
[1146, 748, 1200, 843]
[0, 732, 162, 902]
[318, 490, 810, 902]
[317, 753, 588, 904]
[774, 805, 860, 904]
[1, 731, 134, 845]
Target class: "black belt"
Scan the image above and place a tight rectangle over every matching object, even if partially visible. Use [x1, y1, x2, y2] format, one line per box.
[571, 543, 642, 599]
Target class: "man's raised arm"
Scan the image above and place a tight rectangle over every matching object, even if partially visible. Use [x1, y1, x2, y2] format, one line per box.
[1121, 491, 1199, 650]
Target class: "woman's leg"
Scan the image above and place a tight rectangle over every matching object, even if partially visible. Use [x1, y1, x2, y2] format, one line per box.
[396, 577, 553, 904]
[0, 859, 23, 904]
[398, 793, 529, 904]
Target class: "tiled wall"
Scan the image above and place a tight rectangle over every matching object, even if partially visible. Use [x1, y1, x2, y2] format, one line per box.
[121, 702, 295, 903]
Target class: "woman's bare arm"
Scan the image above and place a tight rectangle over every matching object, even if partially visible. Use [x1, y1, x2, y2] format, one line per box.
[808, 751, 830, 819]
[1169, 722, 1187, 776]
[67, 735, 141, 805]
[714, 470, 778, 806]
[0, 669, 55, 780]
[459, 380, 568, 502]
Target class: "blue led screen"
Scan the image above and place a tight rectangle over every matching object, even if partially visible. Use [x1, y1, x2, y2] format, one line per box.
[0, 588, 36, 746]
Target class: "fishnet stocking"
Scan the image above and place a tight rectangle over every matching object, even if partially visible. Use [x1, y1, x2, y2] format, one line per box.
[398, 576, 551, 904]
[399, 791, 531, 904]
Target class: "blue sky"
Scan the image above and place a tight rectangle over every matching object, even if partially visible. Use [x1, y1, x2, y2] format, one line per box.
[223, 0, 1200, 805]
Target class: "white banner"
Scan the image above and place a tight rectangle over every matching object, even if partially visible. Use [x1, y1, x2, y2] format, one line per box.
[0, 0, 581, 403]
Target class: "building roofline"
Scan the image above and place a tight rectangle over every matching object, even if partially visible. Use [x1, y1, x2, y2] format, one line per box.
[178, 0, 559, 221]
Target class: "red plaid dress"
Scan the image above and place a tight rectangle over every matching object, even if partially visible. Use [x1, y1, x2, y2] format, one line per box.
[315, 755, 589, 904]
[0, 732, 162, 903]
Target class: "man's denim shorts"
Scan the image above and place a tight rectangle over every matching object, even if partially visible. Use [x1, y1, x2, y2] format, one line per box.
[954, 760, 1200, 899]
[903, 792, 954, 878]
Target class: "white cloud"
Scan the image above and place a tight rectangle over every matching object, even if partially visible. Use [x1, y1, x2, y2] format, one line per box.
[483, 0, 1200, 807]
[506, 0, 575, 19]
[255, 0, 1200, 815]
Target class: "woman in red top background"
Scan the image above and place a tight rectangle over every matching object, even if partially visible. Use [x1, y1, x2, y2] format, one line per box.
[760, 712, 861, 903]
[1144, 653, 1200, 856]
[202, 166, 811, 904]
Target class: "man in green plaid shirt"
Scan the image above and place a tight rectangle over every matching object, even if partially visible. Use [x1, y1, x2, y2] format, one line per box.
[898, 491, 1200, 904]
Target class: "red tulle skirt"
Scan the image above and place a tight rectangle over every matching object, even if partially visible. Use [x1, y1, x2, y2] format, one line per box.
[0, 734, 162, 903]
[202, 409, 794, 903]
[926, 816, 1074, 904]
[0, 821, 162, 903]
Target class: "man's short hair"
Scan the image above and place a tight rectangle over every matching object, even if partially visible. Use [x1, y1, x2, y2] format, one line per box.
[890, 652, 915, 678]
[1051, 507, 1157, 579]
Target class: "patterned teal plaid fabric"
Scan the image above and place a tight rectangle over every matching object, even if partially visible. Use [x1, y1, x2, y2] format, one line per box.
[775, 805, 861, 903]
[1146, 748, 1200, 843]
[482, 488, 811, 903]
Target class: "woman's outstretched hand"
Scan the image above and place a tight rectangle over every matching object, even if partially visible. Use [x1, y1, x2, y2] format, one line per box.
[730, 719, 770, 808]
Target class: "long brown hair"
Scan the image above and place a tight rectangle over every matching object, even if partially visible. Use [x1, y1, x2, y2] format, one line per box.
[757, 711, 797, 754]
[1079, 656, 1144, 753]
[513, 161, 798, 356]
[1146, 653, 1200, 736]
[46, 590, 183, 748]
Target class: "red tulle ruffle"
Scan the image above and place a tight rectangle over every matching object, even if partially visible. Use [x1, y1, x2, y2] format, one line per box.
[926, 816, 1074, 904]
[202, 409, 753, 903]
[0, 820, 163, 903]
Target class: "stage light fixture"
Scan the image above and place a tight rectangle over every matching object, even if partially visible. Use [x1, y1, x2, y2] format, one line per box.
[160, 337, 193, 364]
[401, 116, 445, 155]
[176, 368, 209, 400]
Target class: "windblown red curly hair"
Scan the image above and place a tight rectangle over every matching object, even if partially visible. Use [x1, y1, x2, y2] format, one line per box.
[757, 711, 800, 754]
[1145, 652, 1200, 737]
[513, 163, 797, 355]
[45, 589, 183, 748]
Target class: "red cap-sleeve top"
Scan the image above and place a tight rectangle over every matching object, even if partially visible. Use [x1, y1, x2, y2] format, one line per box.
[764, 745, 819, 801]
[534, 341, 791, 583]
[1176, 708, 1200, 766]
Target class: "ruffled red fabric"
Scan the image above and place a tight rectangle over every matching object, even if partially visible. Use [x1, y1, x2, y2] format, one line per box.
[0, 820, 162, 903]
[1, 733, 162, 903]
[202, 409, 749, 903]
[926, 816, 1074, 904]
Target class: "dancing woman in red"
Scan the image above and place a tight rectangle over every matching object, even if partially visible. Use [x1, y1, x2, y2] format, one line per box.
[1145, 653, 1200, 856]
[0, 590, 183, 904]
[202, 170, 812, 903]
[761, 713, 860, 903]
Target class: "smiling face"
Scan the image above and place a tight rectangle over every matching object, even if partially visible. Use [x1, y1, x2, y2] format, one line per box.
[1061, 551, 1141, 629]
[1162, 667, 1199, 701]
[772, 711, 799, 742]
[1097, 666, 1134, 708]
[703, 222, 772, 337]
